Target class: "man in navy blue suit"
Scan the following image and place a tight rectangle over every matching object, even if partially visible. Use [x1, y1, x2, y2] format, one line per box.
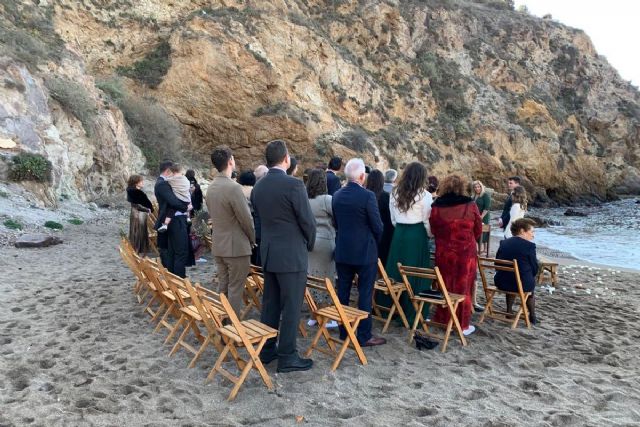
[332, 158, 386, 347]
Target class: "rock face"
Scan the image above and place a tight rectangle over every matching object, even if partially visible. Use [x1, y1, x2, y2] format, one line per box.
[2, 0, 640, 205]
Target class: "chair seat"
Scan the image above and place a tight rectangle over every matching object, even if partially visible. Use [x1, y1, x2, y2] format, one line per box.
[162, 289, 191, 301]
[411, 292, 465, 305]
[315, 305, 369, 322]
[374, 280, 404, 293]
[218, 319, 277, 344]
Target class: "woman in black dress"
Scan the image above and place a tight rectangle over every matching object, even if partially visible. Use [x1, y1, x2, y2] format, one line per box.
[494, 218, 539, 324]
[185, 169, 203, 215]
[366, 169, 394, 265]
[126, 174, 153, 254]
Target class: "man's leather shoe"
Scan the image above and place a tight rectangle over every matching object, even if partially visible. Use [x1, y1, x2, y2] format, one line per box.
[361, 336, 386, 347]
[276, 355, 313, 373]
[259, 351, 278, 364]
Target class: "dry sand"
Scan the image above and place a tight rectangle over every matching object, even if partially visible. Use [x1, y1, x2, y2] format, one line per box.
[1, 208, 640, 426]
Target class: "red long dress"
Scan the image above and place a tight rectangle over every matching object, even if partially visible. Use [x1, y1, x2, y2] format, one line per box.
[430, 199, 482, 330]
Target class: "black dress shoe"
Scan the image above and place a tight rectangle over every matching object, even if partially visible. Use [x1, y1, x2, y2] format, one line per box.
[473, 304, 485, 313]
[259, 351, 278, 364]
[276, 355, 313, 373]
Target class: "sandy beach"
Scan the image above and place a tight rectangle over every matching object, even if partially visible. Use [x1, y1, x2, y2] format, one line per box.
[1, 207, 640, 426]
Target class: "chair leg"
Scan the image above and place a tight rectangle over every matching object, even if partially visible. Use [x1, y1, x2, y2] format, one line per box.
[441, 318, 454, 353]
[207, 340, 232, 383]
[228, 355, 254, 401]
[390, 290, 410, 329]
[381, 304, 396, 333]
[305, 317, 328, 357]
[154, 302, 175, 333]
[164, 313, 186, 344]
[247, 338, 273, 390]
[479, 290, 495, 324]
[169, 320, 192, 357]
[188, 335, 210, 368]
[449, 301, 467, 347]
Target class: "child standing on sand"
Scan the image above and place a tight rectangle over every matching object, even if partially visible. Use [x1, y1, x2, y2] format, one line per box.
[157, 165, 192, 233]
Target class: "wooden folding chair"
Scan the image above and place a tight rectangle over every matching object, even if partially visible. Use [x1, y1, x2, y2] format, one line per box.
[119, 239, 147, 303]
[137, 258, 167, 320]
[144, 265, 184, 334]
[304, 277, 368, 371]
[536, 260, 558, 288]
[372, 259, 409, 333]
[397, 263, 467, 352]
[169, 282, 226, 368]
[241, 265, 265, 319]
[146, 215, 159, 256]
[208, 293, 278, 401]
[477, 257, 532, 329]
[156, 268, 197, 344]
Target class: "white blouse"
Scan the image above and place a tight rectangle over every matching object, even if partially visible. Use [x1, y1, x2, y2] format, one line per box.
[504, 203, 526, 238]
[390, 190, 433, 237]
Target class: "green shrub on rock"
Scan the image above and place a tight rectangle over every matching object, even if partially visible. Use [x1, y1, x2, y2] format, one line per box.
[8, 153, 52, 182]
[44, 221, 63, 230]
[3, 219, 23, 230]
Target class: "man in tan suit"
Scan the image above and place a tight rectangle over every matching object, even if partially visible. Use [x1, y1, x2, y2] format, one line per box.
[206, 146, 256, 315]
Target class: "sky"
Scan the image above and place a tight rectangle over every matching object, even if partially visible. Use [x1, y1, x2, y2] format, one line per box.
[514, 0, 639, 87]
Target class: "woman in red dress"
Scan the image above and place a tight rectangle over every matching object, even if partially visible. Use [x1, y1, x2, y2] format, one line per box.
[429, 175, 482, 336]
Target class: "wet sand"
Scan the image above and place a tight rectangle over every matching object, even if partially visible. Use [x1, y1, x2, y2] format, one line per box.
[1, 208, 639, 426]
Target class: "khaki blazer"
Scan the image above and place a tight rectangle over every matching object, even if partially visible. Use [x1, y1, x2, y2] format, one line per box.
[206, 173, 255, 257]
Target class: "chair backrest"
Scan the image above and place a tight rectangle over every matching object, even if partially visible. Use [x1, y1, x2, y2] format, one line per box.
[304, 275, 328, 313]
[121, 247, 148, 283]
[397, 263, 455, 306]
[161, 267, 190, 309]
[477, 256, 524, 293]
[195, 284, 227, 332]
[377, 258, 394, 287]
[249, 265, 264, 289]
[141, 258, 166, 292]
[219, 293, 255, 350]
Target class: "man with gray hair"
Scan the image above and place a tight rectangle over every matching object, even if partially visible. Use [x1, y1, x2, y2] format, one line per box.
[332, 158, 386, 347]
[383, 169, 397, 193]
[254, 164, 269, 181]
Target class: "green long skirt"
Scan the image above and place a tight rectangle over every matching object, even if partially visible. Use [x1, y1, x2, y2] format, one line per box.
[381, 223, 432, 325]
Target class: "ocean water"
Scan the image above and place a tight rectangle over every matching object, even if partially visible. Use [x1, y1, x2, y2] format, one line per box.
[519, 198, 640, 270]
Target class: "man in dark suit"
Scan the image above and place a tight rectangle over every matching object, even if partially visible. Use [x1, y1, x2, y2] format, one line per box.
[499, 175, 521, 231]
[332, 158, 386, 347]
[251, 140, 317, 373]
[326, 156, 342, 196]
[154, 160, 190, 277]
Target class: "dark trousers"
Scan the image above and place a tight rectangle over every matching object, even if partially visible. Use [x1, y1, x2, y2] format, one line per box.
[336, 262, 377, 344]
[165, 216, 189, 278]
[260, 270, 307, 358]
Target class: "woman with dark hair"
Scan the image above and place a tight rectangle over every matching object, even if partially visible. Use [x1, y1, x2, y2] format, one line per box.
[428, 175, 439, 199]
[238, 170, 257, 200]
[185, 169, 203, 215]
[495, 218, 539, 324]
[126, 174, 153, 254]
[386, 162, 432, 324]
[286, 156, 298, 176]
[366, 169, 394, 265]
[429, 174, 482, 336]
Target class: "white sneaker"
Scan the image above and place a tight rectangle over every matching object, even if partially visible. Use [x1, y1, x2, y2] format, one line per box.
[196, 257, 207, 263]
[307, 319, 318, 327]
[463, 325, 476, 336]
[326, 320, 339, 329]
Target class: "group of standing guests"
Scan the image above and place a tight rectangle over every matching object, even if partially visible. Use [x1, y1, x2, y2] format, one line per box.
[126, 139, 541, 369]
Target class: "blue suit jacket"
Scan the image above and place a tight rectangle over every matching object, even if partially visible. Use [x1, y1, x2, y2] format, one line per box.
[332, 182, 383, 265]
[326, 170, 341, 196]
[494, 237, 538, 292]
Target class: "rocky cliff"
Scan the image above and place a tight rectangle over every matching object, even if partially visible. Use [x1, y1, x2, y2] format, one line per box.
[1, 0, 639, 206]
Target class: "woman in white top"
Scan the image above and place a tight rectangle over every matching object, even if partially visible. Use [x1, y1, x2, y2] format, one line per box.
[504, 186, 527, 238]
[383, 162, 433, 325]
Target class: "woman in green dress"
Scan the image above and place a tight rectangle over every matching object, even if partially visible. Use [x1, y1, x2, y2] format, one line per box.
[472, 180, 491, 312]
[385, 162, 433, 325]
[472, 180, 491, 251]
